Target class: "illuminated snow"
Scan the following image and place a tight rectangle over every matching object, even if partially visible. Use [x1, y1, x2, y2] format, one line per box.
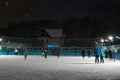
[0, 56, 120, 80]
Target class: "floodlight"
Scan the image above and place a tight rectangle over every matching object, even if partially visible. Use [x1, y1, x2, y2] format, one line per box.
[0, 38, 2, 42]
[101, 39, 104, 43]
[108, 36, 113, 41]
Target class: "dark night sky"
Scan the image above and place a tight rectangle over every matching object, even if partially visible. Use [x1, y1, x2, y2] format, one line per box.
[0, 0, 119, 28]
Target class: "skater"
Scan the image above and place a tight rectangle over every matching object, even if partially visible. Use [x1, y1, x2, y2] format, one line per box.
[95, 48, 100, 63]
[81, 49, 85, 58]
[112, 49, 117, 62]
[23, 49, 27, 60]
[99, 48, 104, 63]
[109, 49, 112, 60]
[44, 49, 47, 59]
[57, 48, 61, 58]
[42, 49, 45, 57]
[14, 48, 18, 55]
[105, 49, 109, 58]
[88, 49, 91, 58]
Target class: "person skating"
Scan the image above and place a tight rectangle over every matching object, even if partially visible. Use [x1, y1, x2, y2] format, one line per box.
[42, 49, 45, 57]
[88, 49, 91, 58]
[95, 48, 100, 63]
[81, 49, 85, 58]
[109, 49, 112, 60]
[99, 48, 104, 63]
[105, 49, 109, 58]
[23, 49, 27, 60]
[57, 48, 61, 58]
[112, 49, 117, 62]
[44, 49, 47, 59]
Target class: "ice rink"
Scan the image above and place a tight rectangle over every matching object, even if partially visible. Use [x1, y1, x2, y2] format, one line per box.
[0, 55, 120, 80]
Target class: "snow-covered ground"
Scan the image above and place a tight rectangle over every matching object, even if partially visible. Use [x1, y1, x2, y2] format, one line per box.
[0, 55, 120, 80]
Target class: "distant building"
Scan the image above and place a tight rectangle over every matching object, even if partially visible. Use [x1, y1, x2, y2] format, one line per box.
[36, 29, 64, 48]
[1, 29, 64, 50]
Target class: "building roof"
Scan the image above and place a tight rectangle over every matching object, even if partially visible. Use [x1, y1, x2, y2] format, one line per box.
[38, 29, 51, 37]
[38, 29, 63, 38]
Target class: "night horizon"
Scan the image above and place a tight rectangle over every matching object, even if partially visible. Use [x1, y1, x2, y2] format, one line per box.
[0, 0, 119, 29]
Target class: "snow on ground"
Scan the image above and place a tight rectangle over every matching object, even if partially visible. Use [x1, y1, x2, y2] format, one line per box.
[0, 55, 120, 80]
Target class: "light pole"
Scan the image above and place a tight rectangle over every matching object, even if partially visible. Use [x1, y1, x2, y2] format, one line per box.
[108, 36, 113, 41]
[101, 39, 104, 46]
[108, 36, 113, 46]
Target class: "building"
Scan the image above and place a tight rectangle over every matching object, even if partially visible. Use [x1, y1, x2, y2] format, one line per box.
[1, 29, 64, 50]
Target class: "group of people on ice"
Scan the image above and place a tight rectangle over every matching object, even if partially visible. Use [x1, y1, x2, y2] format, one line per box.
[95, 47, 118, 63]
[42, 48, 60, 58]
[95, 48, 104, 63]
[6, 47, 118, 62]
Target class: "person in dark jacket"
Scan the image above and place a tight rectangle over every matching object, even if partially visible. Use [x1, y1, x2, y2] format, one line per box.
[112, 49, 117, 62]
[95, 48, 100, 63]
[44, 49, 47, 59]
[88, 49, 91, 58]
[105, 49, 109, 58]
[81, 49, 85, 58]
[23, 49, 27, 60]
[57, 48, 61, 58]
[109, 49, 112, 59]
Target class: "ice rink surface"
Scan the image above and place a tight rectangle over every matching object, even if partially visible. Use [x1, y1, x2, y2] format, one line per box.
[0, 55, 120, 80]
